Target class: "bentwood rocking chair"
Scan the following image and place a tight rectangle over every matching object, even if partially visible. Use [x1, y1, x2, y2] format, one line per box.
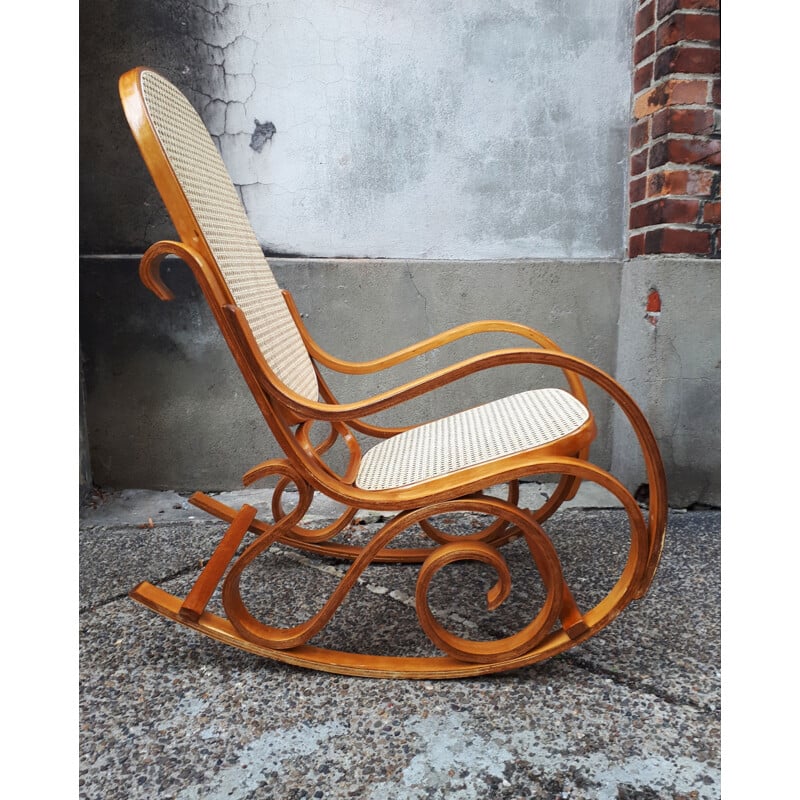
[119, 67, 667, 678]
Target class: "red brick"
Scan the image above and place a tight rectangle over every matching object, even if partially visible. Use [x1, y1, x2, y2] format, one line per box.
[658, 0, 720, 16]
[630, 197, 700, 229]
[634, 61, 654, 93]
[634, 79, 709, 118]
[657, 12, 721, 47]
[646, 168, 715, 197]
[649, 140, 669, 168]
[630, 119, 650, 150]
[658, 0, 678, 18]
[651, 109, 668, 139]
[667, 137, 721, 166]
[652, 107, 714, 138]
[654, 45, 721, 79]
[631, 149, 649, 176]
[669, 79, 712, 105]
[687, 168, 716, 195]
[629, 233, 646, 258]
[634, 31, 656, 64]
[711, 78, 721, 105]
[647, 170, 679, 197]
[630, 175, 648, 204]
[649, 137, 720, 167]
[636, 1, 655, 35]
[702, 200, 721, 224]
[644, 227, 712, 255]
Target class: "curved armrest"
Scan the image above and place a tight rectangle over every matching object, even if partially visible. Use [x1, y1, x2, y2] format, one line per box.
[283, 290, 568, 373]
[227, 303, 590, 423]
[281, 289, 587, 406]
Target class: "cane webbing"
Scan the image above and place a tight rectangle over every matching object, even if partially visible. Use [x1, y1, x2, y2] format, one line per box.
[139, 70, 318, 400]
[356, 388, 590, 491]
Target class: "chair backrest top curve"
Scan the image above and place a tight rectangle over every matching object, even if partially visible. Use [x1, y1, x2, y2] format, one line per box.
[136, 68, 319, 401]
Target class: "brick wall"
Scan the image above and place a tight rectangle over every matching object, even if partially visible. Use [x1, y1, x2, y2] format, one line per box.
[628, 0, 721, 258]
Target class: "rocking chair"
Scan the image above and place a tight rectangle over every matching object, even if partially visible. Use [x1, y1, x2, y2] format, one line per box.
[119, 67, 667, 678]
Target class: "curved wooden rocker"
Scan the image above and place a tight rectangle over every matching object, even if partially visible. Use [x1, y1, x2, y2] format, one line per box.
[119, 67, 667, 679]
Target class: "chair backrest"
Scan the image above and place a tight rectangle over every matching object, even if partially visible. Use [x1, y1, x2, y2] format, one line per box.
[126, 68, 319, 401]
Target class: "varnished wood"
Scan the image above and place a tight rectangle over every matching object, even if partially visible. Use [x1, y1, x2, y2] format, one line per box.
[179, 504, 258, 622]
[119, 66, 668, 678]
[282, 289, 588, 401]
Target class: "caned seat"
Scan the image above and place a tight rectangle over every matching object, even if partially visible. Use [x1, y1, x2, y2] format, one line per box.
[356, 388, 591, 491]
[118, 66, 667, 679]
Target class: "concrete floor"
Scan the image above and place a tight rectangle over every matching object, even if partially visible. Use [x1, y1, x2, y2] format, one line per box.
[79, 486, 720, 800]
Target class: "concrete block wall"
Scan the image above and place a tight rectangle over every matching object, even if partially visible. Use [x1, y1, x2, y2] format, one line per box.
[80, 257, 622, 490]
[612, 258, 720, 507]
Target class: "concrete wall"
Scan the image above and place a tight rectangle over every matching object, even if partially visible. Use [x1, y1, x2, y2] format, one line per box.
[79, 0, 721, 507]
[80, 257, 621, 490]
[79, 351, 93, 499]
[80, 253, 720, 507]
[613, 258, 720, 508]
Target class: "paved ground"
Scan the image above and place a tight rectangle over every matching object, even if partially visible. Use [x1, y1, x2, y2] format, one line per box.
[79, 486, 720, 800]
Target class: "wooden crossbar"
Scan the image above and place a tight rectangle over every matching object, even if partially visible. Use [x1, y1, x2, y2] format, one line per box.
[178, 504, 258, 623]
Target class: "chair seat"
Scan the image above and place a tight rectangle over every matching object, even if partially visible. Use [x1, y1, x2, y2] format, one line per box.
[355, 387, 591, 491]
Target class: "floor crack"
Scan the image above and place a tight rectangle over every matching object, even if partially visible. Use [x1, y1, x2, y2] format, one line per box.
[563, 652, 718, 714]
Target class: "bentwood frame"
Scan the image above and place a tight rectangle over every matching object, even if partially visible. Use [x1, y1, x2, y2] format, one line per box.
[119, 66, 667, 679]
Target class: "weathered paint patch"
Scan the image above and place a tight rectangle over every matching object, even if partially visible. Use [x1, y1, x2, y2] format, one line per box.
[366, 711, 720, 800]
[250, 119, 276, 152]
[174, 719, 349, 800]
[645, 288, 661, 326]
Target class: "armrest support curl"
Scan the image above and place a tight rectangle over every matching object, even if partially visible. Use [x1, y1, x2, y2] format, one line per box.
[139, 240, 229, 308]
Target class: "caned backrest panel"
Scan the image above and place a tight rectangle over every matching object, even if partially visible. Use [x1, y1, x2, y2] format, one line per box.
[139, 70, 318, 401]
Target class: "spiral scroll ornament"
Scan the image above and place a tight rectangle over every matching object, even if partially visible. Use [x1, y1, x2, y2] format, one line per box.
[414, 496, 564, 662]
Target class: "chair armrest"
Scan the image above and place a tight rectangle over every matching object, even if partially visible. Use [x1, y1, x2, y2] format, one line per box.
[283, 290, 566, 371]
[228, 304, 592, 424]
[281, 290, 588, 406]
[139, 240, 230, 308]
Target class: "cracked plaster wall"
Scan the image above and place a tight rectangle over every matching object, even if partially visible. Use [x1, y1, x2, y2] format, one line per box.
[82, 0, 633, 258]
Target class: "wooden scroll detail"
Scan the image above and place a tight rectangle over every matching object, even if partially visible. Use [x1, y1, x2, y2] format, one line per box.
[219, 496, 561, 653]
[414, 499, 564, 664]
[418, 481, 521, 545]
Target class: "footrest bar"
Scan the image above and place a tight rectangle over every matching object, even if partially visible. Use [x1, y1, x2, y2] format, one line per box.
[178, 504, 259, 622]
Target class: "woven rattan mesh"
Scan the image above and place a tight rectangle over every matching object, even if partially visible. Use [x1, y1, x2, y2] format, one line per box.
[356, 388, 590, 491]
[140, 70, 318, 400]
